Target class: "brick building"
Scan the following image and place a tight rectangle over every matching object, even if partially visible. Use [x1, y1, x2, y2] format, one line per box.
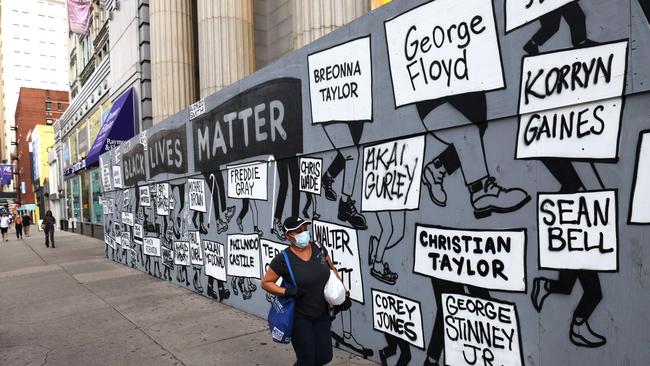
[14, 88, 68, 206]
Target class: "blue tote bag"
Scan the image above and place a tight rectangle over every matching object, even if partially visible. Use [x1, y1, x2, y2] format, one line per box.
[268, 251, 297, 344]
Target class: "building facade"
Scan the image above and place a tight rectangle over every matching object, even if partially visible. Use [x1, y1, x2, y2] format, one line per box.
[29, 124, 54, 219]
[52, 0, 371, 238]
[100, 0, 650, 364]
[14, 88, 67, 213]
[0, 0, 68, 164]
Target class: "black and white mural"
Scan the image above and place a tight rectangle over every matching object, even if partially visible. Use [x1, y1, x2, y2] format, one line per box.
[100, 0, 650, 364]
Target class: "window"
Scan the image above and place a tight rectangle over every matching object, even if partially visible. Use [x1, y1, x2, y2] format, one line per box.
[57, 102, 62, 110]
[45, 102, 52, 111]
[91, 169, 103, 224]
[71, 176, 81, 221]
[81, 172, 90, 222]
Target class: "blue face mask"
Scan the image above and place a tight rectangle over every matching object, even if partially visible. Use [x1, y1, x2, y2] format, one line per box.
[293, 231, 311, 248]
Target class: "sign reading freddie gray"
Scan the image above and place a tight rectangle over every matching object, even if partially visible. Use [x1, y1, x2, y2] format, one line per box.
[148, 125, 188, 176]
[414, 224, 527, 292]
[384, 0, 504, 107]
[517, 41, 628, 159]
[122, 143, 146, 186]
[308, 36, 372, 123]
[538, 190, 618, 271]
[193, 78, 303, 171]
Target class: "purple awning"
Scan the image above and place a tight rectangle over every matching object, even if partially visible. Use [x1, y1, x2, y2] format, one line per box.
[86, 88, 135, 167]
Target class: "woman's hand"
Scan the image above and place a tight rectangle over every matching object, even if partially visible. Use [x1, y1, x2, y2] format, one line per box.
[261, 268, 287, 297]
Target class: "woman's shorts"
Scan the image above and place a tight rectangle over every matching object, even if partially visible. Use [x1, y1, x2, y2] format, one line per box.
[1, 227, 8, 233]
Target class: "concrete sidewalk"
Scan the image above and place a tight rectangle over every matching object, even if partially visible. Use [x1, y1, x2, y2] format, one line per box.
[0, 230, 376, 366]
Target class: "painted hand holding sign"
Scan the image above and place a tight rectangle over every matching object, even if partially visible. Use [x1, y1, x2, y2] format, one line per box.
[538, 190, 618, 271]
[312, 220, 364, 303]
[384, 0, 504, 106]
[414, 225, 527, 292]
[516, 41, 628, 159]
[227, 162, 268, 200]
[308, 36, 372, 123]
[362, 135, 424, 211]
[443, 294, 523, 366]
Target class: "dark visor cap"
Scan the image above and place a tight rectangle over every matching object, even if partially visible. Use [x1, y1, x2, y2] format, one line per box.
[283, 216, 311, 233]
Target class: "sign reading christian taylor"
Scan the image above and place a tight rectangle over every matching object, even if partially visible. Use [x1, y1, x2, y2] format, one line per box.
[193, 78, 303, 171]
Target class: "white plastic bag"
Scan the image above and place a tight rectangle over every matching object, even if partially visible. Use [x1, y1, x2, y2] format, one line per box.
[324, 270, 346, 305]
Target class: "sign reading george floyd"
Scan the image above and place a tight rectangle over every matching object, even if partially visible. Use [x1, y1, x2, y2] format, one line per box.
[443, 294, 523, 366]
[308, 36, 373, 123]
[122, 143, 146, 186]
[193, 78, 303, 170]
[516, 41, 628, 159]
[538, 190, 618, 271]
[414, 224, 527, 292]
[148, 125, 188, 176]
[384, 0, 504, 107]
[372, 289, 425, 349]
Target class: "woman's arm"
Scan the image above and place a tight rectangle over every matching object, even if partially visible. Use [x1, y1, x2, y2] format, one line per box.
[261, 267, 288, 296]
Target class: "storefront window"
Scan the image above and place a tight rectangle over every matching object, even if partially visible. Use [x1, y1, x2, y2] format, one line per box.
[91, 169, 103, 224]
[89, 109, 102, 144]
[66, 179, 72, 219]
[70, 133, 78, 163]
[81, 172, 91, 222]
[71, 176, 81, 221]
[77, 122, 89, 158]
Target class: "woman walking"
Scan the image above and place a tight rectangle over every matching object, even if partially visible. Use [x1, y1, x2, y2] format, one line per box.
[0, 213, 10, 241]
[14, 214, 23, 239]
[262, 216, 347, 366]
[43, 210, 56, 248]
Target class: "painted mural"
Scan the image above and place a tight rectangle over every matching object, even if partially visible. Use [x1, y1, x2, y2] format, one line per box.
[99, 0, 650, 364]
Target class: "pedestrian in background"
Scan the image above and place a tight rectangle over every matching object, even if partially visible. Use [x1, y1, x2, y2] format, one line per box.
[0, 213, 10, 241]
[43, 210, 56, 248]
[22, 214, 31, 236]
[14, 214, 23, 239]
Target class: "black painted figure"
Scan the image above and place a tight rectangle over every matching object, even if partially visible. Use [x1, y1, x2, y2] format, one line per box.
[207, 276, 230, 301]
[640, 0, 650, 25]
[379, 334, 411, 366]
[523, 1, 598, 55]
[531, 158, 607, 348]
[270, 157, 302, 240]
[418, 92, 530, 218]
[236, 199, 263, 235]
[424, 279, 491, 366]
[369, 211, 404, 285]
[319, 123, 368, 230]
[197, 170, 235, 234]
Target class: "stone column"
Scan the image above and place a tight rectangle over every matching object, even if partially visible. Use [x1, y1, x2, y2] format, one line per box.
[293, 0, 368, 49]
[150, 0, 197, 124]
[197, 0, 255, 97]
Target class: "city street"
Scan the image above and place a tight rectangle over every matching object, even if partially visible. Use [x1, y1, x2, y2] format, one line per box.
[0, 230, 376, 366]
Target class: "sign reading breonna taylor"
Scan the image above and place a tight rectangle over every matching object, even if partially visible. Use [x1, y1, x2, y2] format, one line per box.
[384, 0, 504, 107]
[517, 41, 628, 159]
[308, 36, 372, 123]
